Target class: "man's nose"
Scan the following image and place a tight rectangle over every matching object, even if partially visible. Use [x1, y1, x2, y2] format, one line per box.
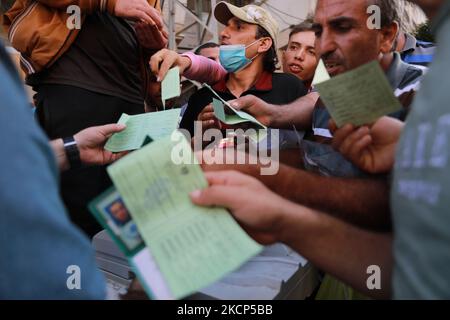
[220, 28, 230, 41]
[316, 29, 337, 58]
[295, 48, 306, 61]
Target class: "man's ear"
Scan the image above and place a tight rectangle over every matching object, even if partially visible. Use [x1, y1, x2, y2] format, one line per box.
[380, 21, 399, 54]
[258, 37, 273, 53]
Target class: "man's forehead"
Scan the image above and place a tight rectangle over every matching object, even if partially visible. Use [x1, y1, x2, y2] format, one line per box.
[315, 0, 368, 23]
[289, 31, 315, 45]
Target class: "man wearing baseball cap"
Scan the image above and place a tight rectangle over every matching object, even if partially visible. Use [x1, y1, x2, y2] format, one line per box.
[178, 1, 308, 137]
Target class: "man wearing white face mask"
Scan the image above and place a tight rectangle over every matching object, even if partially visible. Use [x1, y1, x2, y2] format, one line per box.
[178, 2, 308, 137]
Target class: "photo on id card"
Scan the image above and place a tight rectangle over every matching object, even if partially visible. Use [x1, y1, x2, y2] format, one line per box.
[89, 187, 144, 256]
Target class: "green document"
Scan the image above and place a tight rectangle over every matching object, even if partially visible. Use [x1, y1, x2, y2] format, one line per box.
[312, 59, 331, 86]
[212, 98, 267, 143]
[107, 133, 263, 299]
[204, 83, 267, 129]
[105, 109, 180, 152]
[161, 67, 181, 109]
[315, 60, 402, 127]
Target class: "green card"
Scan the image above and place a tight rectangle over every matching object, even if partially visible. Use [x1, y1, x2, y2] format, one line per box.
[212, 98, 268, 143]
[212, 98, 250, 125]
[107, 133, 263, 299]
[161, 67, 181, 110]
[89, 187, 145, 257]
[315, 60, 402, 127]
[204, 83, 267, 129]
[105, 109, 181, 152]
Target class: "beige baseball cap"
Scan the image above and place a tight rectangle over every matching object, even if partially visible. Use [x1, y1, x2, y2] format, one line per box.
[214, 1, 279, 48]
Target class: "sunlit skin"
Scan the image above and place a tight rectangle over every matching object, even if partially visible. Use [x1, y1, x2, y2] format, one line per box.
[219, 17, 272, 97]
[193, 15, 276, 132]
[282, 31, 318, 83]
[312, 0, 397, 76]
[220, 17, 271, 66]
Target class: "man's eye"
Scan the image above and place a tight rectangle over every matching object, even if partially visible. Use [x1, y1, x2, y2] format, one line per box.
[308, 49, 316, 55]
[336, 24, 352, 32]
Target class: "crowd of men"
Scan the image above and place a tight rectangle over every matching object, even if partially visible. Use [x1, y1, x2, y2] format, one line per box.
[0, 0, 449, 300]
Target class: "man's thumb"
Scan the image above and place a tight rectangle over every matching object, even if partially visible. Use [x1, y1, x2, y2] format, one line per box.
[190, 186, 235, 208]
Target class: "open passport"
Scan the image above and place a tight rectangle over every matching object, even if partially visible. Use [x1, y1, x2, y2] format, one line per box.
[89, 132, 262, 299]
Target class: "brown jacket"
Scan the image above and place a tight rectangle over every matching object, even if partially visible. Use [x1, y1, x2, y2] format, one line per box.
[3, 0, 160, 75]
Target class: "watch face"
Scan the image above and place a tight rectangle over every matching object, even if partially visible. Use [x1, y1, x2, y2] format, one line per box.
[64, 137, 82, 168]
[63, 136, 77, 148]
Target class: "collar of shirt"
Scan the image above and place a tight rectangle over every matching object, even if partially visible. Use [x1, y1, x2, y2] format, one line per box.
[402, 33, 417, 54]
[386, 52, 415, 89]
[212, 71, 273, 95]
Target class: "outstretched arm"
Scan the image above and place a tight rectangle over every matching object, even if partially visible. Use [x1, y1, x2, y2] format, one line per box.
[191, 171, 393, 299]
[200, 150, 391, 231]
[230, 93, 319, 130]
[150, 49, 226, 84]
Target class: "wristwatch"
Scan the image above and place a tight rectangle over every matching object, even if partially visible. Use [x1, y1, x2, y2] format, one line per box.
[63, 136, 82, 169]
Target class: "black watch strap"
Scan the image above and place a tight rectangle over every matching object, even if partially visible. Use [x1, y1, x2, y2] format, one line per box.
[63, 136, 82, 169]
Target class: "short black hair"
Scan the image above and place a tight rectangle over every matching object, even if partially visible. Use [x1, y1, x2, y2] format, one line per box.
[256, 26, 279, 73]
[194, 42, 220, 55]
[289, 19, 315, 39]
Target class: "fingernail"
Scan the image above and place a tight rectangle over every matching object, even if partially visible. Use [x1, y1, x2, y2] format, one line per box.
[117, 124, 126, 129]
[190, 190, 201, 198]
[157, 77, 161, 82]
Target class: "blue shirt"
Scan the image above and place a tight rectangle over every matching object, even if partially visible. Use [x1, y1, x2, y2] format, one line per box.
[0, 43, 106, 299]
[401, 33, 436, 68]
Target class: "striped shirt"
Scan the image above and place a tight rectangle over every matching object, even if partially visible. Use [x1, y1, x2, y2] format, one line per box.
[401, 33, 436, 68]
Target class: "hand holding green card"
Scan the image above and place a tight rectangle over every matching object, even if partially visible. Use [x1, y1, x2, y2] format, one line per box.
[105, 109, 180, 153]
[316, 61, 402, 127]
[314, 60, 402, 127]
[107, 133, 263, 299]
[203, 83, 267, 130]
